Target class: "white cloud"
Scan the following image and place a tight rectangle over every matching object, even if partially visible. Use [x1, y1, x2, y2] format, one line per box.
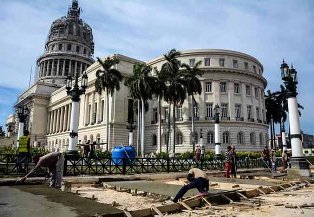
[0, 0, 314, 133]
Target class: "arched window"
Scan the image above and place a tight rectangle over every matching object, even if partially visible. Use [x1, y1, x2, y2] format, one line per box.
[237, 132, 244, 145]
[207, 131, 214, 144]
[250, 132, 256, 145]
[96, 133, 101, 144]
[67, 44, 71, 51]
[223, 131, 230, 144]
[176, 132, 183, 145]
[259, 133, 264, 146]
[58, 44, 62, 50]
[90, 135, 94, 143]
[83, 135, 87, 144]
[152, 134, 157, 146]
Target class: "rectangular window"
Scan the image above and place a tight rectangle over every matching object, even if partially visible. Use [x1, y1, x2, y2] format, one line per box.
[189, 58, 195, 67]
[76, 46, 80, 53]
[219, 58, 225, 67]
[100, 100, 104, 122]
[67, 44, 71, 51]
[233, 60, 238, 68]
[205, 82, 212, 93]
[220, 82, 227, 93]
[204, 58, 210, 66]
[58, 44, 63, 51]
[247, 105, 252, 119]
[221, 103, 228, 118]
[152, 108, 158, 123]
[246, 85, 251, 96]
[253, 65, 256, 73]
[244, 62, 248, 70]
[256, 107, 260, 120]
[88, 104, 91, 124]
[234, 83, 240, 94]
[205, 103, 213, 118]
[176, 106, 182, 120]
[255, 87, 259, 98]
[193, 104, 199, 118]
[165, 107, 169, 122]
[235, 104, 241, 118]
[93, 103, 97, 124]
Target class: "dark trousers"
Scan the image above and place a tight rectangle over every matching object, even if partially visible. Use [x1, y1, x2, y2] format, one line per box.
[17, 153, 30, 172]
[173, 177, 209, 202]
[230, 162, 237, 178]
[225, 162, 231, 178]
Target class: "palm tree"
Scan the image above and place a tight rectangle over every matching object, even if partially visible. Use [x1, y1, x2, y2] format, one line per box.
[160, 49, 187, 156]
[124, 63, 157, 157]
[265, 90, 280, 149]
[95, 57, 123, 151]
[181, 60, 204, 152]
[154, 69, 166, 153]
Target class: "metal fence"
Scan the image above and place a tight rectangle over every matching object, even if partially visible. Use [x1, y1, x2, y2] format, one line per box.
[0, 154, 283, 177]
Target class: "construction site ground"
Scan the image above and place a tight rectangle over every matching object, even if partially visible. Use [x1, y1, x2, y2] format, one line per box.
[0, 168, 313, 217]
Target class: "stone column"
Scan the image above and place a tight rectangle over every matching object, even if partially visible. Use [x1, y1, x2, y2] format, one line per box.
[62, 59, 66, 76]
[47, 111, 51, 134]
[69, 60, 72, 76]
[90, 91, 95, 124]
[57, 59, 60, 76]
[56, 108, 60, 132]
[51, 60, 55, 76]
[74, 61, 77, 74]
[59, 106, 64, 132]
[63, 105, 68, 132]
[96, 93, 101, 123]
[67, 104, 71, 131]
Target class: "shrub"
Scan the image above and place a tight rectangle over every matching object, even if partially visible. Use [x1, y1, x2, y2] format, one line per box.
[155, 152, 169, 159]
[95, 150, 111, 158]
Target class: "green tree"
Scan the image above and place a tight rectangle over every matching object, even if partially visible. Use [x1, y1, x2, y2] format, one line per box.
[0, 126, 5, 136]
[181, 60, 204, 152]
[95, 57, 123, 151]
[160, 49, 187, 156]
[124, 63, 157, 156]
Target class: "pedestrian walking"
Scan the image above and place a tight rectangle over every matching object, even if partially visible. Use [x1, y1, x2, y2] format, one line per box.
[194, 145, 201, 168]
[281, 150, 288, 173]
[262, 146, 271, 168]
[225, 146, 233, 178]
[230, 146, 238, 178]
[20, 152, 64, 189]
[17, 130, 30, 172]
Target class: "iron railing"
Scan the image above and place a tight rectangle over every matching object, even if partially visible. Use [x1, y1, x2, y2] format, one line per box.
[0, 154, 288, 177]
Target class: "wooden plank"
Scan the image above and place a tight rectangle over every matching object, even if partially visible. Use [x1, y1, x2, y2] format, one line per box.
[236, 191, 248, 199]
[268, 187, 276, 193]
[123, 210, 133, 217]
[257, 188, 266, 195]
[202, 197, 212, 206]
[278, 185, 285, 190]
[222, 194, 234, 203]
[179, 201, 192, 210]
[151, 205, 163, 216]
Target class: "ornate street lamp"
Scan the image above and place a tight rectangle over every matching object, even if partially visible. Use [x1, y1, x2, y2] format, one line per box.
[16, 105, 29, 148]
[280, 60, 310, 176]
[214, 104, 222, 159]
[65, 72, 88, 156]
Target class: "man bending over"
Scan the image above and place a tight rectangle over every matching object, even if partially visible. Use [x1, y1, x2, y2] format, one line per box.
[173, 167, 209, 202]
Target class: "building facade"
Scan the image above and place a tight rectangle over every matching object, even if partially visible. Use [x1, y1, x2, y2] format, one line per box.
[8, 0, 269, 154]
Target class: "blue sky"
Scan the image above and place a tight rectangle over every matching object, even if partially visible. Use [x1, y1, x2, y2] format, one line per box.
[0, 0, 314, 134]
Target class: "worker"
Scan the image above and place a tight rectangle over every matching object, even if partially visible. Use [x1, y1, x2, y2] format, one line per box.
[20, 152, 64, 189]
[17, 130, 30, 172]
[173, 167, 209, 203]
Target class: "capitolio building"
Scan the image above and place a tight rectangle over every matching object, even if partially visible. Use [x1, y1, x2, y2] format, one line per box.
[6, 0, 268, 155]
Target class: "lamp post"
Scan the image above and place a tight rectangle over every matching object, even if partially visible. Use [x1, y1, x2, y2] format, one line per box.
[65, 72, 88, 156]
[200, 129, 205, 159]
[214, 104, 222, 160]
[127, 99, 136, 146]
[16, 105, 29, 148]
[280, 60, 310, 176]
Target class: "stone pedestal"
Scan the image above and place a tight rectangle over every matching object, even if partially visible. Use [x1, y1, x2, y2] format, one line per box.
[288, 157, 311, 177]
